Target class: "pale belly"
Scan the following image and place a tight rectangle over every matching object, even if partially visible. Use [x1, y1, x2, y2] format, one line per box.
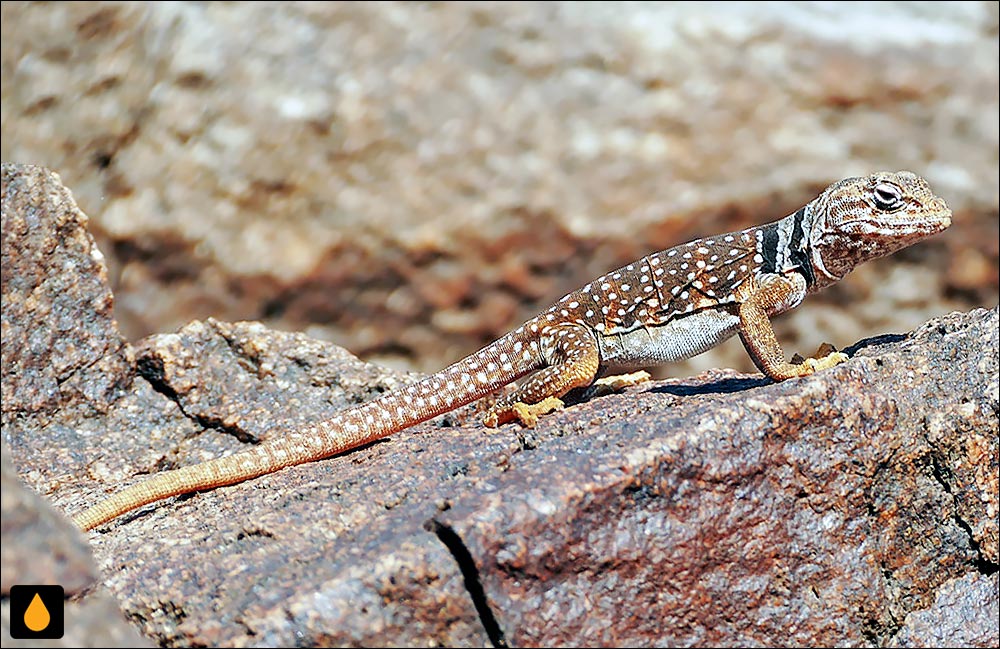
[596, 309, 741, 372]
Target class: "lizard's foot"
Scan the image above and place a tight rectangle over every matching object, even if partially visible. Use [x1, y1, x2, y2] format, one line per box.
[513, 397, 565, 428]
[802, 350, 849, 373]
[768, 344, 849, 380]
[789, 343, 848, 375]
[483, 396, 565, 429]
[592, 370, 652, 394]
[791, 342, 839, 364]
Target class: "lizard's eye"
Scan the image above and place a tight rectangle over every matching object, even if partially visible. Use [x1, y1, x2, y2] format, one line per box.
[872, 182, 904, 211]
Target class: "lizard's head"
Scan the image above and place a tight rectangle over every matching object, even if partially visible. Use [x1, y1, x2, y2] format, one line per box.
[809, 171, 951, 284]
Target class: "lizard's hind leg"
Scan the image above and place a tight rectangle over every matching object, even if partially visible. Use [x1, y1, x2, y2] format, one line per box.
[483, 323, 600, 428]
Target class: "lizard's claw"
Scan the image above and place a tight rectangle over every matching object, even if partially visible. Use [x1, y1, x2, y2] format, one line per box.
[484, 396, 565, 429]
[592, 370, 652, 393]
[791, 343, 847, 372]
[803, 351, 849, 373]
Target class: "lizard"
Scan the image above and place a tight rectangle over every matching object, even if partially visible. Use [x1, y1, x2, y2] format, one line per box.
[72, 170, 952, 531]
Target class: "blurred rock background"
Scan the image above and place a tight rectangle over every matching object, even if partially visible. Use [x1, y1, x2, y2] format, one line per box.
[2, 1, 997, 376]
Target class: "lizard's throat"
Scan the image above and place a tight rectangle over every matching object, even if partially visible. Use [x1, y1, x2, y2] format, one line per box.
[810, 236, 885, 288]
[812, 231, 929, 288]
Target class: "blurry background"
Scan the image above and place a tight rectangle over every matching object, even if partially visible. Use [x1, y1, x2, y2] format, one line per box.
[2, 1, 997, 377]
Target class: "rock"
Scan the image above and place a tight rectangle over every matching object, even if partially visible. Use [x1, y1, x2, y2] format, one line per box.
[1, 2, 996, 377]
[2, 166, 997, 645]
[1, 450, 152, 648]
[440, 307, 999, 646]
[0, 164, 151, 647]
[1, 450, 96, 595]
[0, 163, 132, 420]
[888, 572, 999, 648]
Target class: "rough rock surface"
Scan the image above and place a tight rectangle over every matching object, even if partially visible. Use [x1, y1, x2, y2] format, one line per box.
[440, 310, 1000, 646]
[888, 572, 999, 648]
[3, 169, 998, 645]
[0, 164, 132, 419]
[2, 2, 996, 377]
[1, 452, 152, 649]
[1, 165, 151, 647]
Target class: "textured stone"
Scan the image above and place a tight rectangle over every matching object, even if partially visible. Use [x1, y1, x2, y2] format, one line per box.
[3, 164, 997, 646]
[1, 449, 151, 648]
[0, 164, 153, 648]
[0, 163, 132, 420]
[437, 307, 999, 646]
[18, 306, 997, 647]
[1, 2, 996, 378]
[0, 449, 95, 594]
[888, 572, 999, 648]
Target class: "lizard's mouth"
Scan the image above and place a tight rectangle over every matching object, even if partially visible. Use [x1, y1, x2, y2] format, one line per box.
[890, 212, 952, 234]
[832, 208, 951, 245]
[861, 202, 952, 236]
[930, 209, 952, 231]
[920, 197, 953, 231]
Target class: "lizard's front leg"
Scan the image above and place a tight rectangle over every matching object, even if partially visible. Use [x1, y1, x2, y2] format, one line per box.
[738, 274, 848, 381]
[483, 323, 600, 427]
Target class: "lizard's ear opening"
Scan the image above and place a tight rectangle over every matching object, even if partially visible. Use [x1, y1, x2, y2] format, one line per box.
[872, 182, 904, 212]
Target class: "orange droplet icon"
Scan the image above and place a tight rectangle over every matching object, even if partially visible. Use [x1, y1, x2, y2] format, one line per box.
[24, 592, 51, 632]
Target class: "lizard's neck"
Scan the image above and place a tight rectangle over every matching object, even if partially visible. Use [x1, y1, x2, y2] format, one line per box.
[754, 203, 827, 291]
[801, 190, 868, 287]
[754, 196, 894, 294]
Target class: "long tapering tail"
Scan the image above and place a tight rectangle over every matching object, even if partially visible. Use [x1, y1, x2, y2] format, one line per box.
[72, 443, 306, 530]
[73, 326, 543, 530]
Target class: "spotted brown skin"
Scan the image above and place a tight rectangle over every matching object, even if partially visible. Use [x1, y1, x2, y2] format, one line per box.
[72, 171, 951, 531]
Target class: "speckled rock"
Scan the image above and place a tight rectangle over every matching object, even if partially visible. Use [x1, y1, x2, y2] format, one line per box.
[1, 451, 152, 648]
[0, 164, 153, 648]
[439, 307, 999, 646]
[0, 163, 132, 420]
[887, 572, 999, 648]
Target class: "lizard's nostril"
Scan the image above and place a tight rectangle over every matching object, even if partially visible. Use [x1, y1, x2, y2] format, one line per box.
[930, 200, 952, 226]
